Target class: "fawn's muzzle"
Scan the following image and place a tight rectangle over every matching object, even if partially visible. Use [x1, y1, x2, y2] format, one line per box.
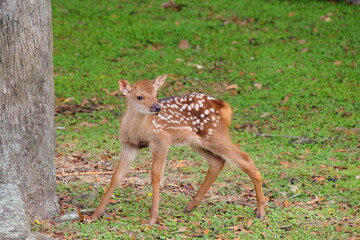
[150, 104, 162, 114]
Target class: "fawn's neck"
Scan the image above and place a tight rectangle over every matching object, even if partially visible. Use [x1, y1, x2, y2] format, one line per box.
[120, 103, 153, 146]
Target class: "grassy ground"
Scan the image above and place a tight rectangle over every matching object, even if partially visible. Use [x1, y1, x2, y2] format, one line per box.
[38, 0, 359, 239]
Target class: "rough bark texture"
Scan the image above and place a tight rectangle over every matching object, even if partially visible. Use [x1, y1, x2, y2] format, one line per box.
[0, 0, 59, 239]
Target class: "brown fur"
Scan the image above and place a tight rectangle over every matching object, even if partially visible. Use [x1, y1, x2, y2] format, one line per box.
[92, 75, 266, 225]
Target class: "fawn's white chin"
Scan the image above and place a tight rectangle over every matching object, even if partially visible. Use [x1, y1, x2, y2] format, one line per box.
[137, 110, 158, 115]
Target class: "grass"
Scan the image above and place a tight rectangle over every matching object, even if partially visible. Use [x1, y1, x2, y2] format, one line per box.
[40, 0, 360, 239]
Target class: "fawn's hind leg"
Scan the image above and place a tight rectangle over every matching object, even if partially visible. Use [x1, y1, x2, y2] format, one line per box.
[203, 139, 266, 218]
[184, 147, 225, 212]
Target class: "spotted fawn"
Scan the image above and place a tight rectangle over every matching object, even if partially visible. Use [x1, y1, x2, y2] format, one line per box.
[92, 75, 266, 225]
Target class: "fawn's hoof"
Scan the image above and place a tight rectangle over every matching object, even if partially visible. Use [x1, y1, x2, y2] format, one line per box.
[256, 209, 266, 219]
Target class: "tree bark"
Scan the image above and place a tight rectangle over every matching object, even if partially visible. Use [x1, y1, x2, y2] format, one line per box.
[0, 0, 59, 239]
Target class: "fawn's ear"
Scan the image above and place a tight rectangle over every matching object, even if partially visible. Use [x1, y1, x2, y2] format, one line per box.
[119, 80, 132, 96]
[152, 74, 167, 91]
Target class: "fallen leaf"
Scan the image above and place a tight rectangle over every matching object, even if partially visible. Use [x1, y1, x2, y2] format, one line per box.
[301, 48, 309, 52]
[79, 122, 98, 127]
[187, 63, 205, 69]
[242, 184, 254, 191]
[334, 166, 348, 171]
[284, 200, 292, 207]
[203, 229, 210, 234]
[279, 172, 287, 179]
[34, 219, 44, 225]
[140, 227, 151, 231]
[280, 93, 293, 104]
[306, 196, 323, 205]
[320, 13, 333, 22]
[278, 106, 290, 110]
[280, 161, 290, 166]
[59, 97, 74, 103]
[254, 83, 262, 90]
[288, 12, 296, 16]
[333, 61, 342, 66]
[177, 226, 189, 232]
[99, 117, 109, 124]
[260, 112, 271, 118]
[225, 84, 239, 90]
[158, 225, 170, 230]
[314, 176, 326, 182]
[161, 1, 186, 11]
[173, 163, 187, 168]
[178, 39, 189, 50]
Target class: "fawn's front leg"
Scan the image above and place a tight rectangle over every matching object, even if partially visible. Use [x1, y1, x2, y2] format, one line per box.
[92, 143, 139, 219]
[148, 146, 168, 225]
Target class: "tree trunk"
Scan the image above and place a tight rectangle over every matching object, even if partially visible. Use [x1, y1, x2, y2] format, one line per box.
[0, 0, 59, 239]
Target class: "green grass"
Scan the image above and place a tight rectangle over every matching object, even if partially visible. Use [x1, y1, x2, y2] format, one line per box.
[43, 0, 360, 239]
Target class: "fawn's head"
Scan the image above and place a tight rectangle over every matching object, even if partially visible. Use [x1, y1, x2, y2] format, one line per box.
[119, 75, 167, 115]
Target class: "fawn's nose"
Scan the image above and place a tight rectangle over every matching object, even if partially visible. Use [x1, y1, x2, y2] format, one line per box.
[151, 104, 162, 114]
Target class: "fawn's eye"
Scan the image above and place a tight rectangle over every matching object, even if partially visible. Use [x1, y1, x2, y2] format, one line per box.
[137, 95, 143, 100]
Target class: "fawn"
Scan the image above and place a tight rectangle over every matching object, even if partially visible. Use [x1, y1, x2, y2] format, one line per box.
[91, 75, 266, 225]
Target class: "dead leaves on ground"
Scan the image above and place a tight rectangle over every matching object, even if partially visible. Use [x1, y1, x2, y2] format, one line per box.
[160, 1, 186, 11]
[55, 95, 117, 116]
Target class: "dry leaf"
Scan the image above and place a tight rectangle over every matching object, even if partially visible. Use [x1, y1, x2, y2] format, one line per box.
[260, 112, 271, 118]
[161, 1, 186, 11]
[242, 185, 254, 191]
[79, 122, 98, 127]
[280, 161, 290, 166]
[177, 226, 189, 232]
[288, 12, 296, 16]
[301, 48, 309, 52]
[173, 163, 187, 168]
[279, 172, 287, 179]
[254, 83, 262, 90]
[178, 39, 189, 50]
[320, 13, 333, 22]
[280, 93, 293, 104]
[284, 200, 291, 207]
[203, 229, 210, 234]
[187, 63, 205, 69]
[306, 196, 323, 205]
[333, 61, 342, 66]
[99, 117, 109, 124]
[278, 106, 290, 110]
[225, 84, 239, 90]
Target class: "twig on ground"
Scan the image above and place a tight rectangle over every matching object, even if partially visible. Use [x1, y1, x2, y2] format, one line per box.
[256, 133, 331, 144]
[56, 170, 148, 177]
